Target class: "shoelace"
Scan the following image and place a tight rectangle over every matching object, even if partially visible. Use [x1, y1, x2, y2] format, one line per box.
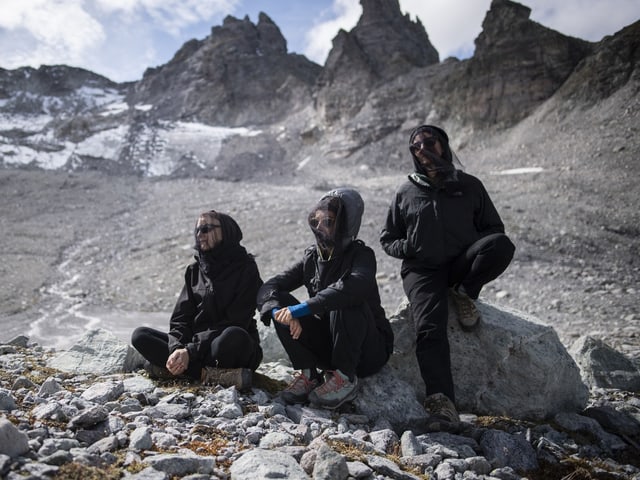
[314, 370, 346, 395]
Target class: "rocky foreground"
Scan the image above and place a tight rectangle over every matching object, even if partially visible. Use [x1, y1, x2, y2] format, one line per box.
[1, 327, 640, 480]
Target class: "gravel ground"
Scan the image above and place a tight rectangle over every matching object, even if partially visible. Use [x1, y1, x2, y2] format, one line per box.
[1, 93, 638, 362]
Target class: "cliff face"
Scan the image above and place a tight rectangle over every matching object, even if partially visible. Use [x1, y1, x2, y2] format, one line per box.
[127, 13, 322, 126]
[314, 0, 439, 122]
[432, 0, 595, 127]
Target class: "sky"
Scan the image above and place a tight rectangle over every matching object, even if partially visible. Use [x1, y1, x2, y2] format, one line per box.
[1, 0, 639, 83]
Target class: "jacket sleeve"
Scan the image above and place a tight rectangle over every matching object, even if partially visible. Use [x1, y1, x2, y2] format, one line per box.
[474, 180, 505, 236]
[306, 245, 378, 314]
[256, 259, 304, 325]
[167, 267, 197, 354]
[380, 192, 414, 259]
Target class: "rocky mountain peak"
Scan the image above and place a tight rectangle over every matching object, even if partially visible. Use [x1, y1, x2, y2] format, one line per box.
[315, 0, 438, 122]
[127, 11, 320, 126]
[433, 0, 595, 128]
[209, 12, 287, 57]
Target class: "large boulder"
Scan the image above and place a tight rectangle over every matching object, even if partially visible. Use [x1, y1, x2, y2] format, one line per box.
[47, 328, 144, 375]
[386, 299, 589, 420]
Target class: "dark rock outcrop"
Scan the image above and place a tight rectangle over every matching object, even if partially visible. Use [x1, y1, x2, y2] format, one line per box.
[128, 13, 321, 126]
[433, 0, 594, 128]
[315, 0, 439, 122]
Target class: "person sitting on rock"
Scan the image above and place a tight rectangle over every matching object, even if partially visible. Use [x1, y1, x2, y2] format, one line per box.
[131, 210, 263, 390]
[257, 188, 394, 409]
[380, 124, 515, 426]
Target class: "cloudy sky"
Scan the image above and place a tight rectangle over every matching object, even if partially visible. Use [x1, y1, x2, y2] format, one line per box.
[1, 0, 638, 83]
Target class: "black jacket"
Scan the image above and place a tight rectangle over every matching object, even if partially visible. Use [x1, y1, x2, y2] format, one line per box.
[380, 171, 505, 269]
[168, 247, 262, 364]
[257, 240, 394, 355]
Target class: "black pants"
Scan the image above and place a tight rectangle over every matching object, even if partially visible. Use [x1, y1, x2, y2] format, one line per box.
[272, 292, 389, 379]
[402, 233, 515, 402]
[131, 325, 261, 380]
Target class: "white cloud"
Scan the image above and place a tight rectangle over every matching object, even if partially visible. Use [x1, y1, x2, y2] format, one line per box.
[303, 0, 361, 64]
[95, 0, 239, 35]
[0, 0, 105, 68]
[400, 0, 491, 59]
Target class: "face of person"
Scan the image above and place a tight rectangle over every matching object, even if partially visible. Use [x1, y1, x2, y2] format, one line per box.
[411, 132, 443, 178]
[195, 215, 223, 251]
[309, 210, 337, 237]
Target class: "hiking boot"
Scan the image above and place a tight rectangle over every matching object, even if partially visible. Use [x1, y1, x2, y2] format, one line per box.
[424, 392, 460, 425]
[449, 288, 480, 331]
[308, 370, 358, 409]
[201, 366, 253, 391]
[143, 361, 174, 380]
[281, 371, 320, 404]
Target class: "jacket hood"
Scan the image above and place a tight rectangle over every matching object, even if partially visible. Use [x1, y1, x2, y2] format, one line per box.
[309, 187, 364, 257]
[409, 124, 456, 177]
[321, 187, 364, 242]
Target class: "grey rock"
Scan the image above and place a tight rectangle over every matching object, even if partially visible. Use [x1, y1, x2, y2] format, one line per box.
[369, 428, 400, 454]
[37, 377, 63, 397]
[48, 328, 142, 374]
[129, 426, 153, 451]
[80, 380, 125, 404]
[480, 429, 538, 471]
[570, 336, 640, 391]
[554, 412, 628, 453]
[229, 448, 308, 479]
[68, 404, 109, 428]
[0, 389, 17, 411]
[258, 431, 295, 449]
[400, 430, 422, 457]
[347, 460, 373, 479]
[366, 453, 423, 480]
[143, 452, 215, 476]
[0, 419, 29, 458]
[312, 443, 348, 480]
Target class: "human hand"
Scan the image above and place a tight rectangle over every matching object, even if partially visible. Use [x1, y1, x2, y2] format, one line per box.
[166, 348, 189, 375]
[274, 307, 293, 326]
[289, 318, 302, 340]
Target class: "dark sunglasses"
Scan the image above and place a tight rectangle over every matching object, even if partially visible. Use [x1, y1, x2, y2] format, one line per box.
[410, 137, 438, 151]
[195, 223, 221, 235]
[310, 217, 336, 229]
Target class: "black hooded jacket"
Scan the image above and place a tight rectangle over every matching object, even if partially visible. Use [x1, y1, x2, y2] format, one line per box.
[257, 188, 394, 355]
[380, 126, 505, 270]
[168, 213, 262, 364]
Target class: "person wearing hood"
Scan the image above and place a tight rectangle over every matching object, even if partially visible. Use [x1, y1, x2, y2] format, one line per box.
[380, 125, 515, 427]
[131, 210, 263, 390]
[257, 188, 394, 409]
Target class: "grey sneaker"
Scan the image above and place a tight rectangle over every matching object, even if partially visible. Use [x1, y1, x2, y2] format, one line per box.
[424, 392, 461, 426]
[281, 371, 320, 404]
[308, 370, 358, 409]
[143, 361, 174, 380]
[201, 366, 252, 391]
[449, 288, 480, 331]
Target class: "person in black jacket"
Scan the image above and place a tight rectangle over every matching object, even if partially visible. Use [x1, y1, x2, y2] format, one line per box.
[380, 125, 515, 426]
[131, 210, 263, 390]
[257, 188, 394, 409]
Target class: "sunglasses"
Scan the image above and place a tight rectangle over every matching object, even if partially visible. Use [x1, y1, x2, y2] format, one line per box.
[410, 137, 438, 151]
[195, 224, 222, 235]
[310, 217, 336, 229]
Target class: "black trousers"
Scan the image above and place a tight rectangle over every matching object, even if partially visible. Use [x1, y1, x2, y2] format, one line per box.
[402, 233, 515, 402]
[131, 325, 261, 380]
[272, 292, 389, 379]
